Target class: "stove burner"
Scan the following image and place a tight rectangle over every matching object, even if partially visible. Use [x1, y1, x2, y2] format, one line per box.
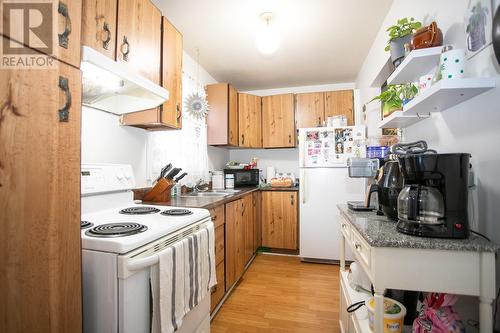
[161, 209, 193, 216]
[85, 223, 148, 238]
[119, 206, 160, 215]
[81, 220, 94, 229]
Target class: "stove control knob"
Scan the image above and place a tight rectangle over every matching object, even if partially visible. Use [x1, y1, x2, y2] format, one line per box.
[116, 171, 125, 180]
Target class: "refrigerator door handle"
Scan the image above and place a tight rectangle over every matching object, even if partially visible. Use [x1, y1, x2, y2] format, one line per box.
[301, 169, 306, 204]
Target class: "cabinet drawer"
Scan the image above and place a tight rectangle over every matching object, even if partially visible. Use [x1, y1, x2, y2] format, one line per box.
[340, 215, 351, 240]
[209, 205, 225, 228]
[351, 228, 371, 269]
[215, 225, 225, 266]
[210, 261, 225, 312]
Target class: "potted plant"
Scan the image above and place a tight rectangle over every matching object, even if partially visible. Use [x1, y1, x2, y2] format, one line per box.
[400, 83, 419, 105]
[385, 17, 422, 66]
[369, 85, 403, 118]
[466, 2, 489, 52]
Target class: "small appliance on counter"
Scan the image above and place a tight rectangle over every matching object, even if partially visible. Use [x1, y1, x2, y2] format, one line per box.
[397, 153, 471, 239]
[364, 141, 436, 220]
[223, 168, 259, 187]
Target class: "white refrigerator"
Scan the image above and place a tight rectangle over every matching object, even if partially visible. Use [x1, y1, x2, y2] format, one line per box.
[299, 126, 366, 262]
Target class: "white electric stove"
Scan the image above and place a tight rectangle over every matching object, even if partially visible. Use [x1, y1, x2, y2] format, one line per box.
[81, 163, 212, 333]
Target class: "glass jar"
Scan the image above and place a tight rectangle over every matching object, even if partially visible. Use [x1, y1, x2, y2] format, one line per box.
[225, 174, 235, 189]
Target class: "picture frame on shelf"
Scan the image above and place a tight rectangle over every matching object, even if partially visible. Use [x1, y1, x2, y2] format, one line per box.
[465, 0, 493, 59]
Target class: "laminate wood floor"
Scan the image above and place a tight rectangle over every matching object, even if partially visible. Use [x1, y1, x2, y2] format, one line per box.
[211, 254, 340, 333]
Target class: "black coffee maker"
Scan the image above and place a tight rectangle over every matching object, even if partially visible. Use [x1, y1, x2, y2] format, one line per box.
[397, 153, 470, 239]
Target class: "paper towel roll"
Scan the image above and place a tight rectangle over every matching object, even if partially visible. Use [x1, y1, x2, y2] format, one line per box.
[266, 167, 275, 183]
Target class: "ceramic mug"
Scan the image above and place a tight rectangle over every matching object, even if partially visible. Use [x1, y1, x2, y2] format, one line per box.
[440, 49, 465, 80]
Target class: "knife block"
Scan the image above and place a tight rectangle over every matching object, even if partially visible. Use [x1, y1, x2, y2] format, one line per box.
[142, 178, 175, 203]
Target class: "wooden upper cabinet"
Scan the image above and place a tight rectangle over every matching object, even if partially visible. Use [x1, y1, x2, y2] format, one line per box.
[0, 40, 82, 332]
[207, 83, 239, 146]
[238, 93, 262, 148]
[262, 94, 295, 148]
[160, 17, 183, 129]
[261, 191, 298, 250]
[295, 92, 324, 129]
[116, 0, 161, 83]
[1, 0, 82, 68]
[82, 0, 117, 60]
[324, 90, 355, 126]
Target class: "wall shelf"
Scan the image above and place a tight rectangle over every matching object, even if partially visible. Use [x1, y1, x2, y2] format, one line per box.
[370, 56, 394, 87]
[378, 78, 495, 128]
[403, 77, 496, 115]
[378, 111, 429, 129]
[387, 47, 442, 85]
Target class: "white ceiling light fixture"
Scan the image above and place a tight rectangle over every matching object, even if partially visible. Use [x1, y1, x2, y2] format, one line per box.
[255, 12, 280, 55]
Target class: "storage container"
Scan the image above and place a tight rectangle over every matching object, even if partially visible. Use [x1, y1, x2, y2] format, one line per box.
[225, 174, 234, 189]
[367, 146, 390, 159]
[366, 297, 406, 333]
[212, 171, 225, 190]
[347, 158, 380, 178]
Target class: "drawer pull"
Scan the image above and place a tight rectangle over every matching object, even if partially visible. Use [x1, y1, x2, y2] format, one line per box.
[211, 215, 217, 221]
[58, 2, 71, 49]
[354, 243, 361, 250]
[102, 22, 111, 49]
[121, 36, 130, 61]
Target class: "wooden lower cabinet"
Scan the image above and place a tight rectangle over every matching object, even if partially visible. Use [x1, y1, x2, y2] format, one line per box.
[210, 261, 225, 313]
[261, 191, 298, 250]
[225, 199, 244, 290]
[252, 191, 261, 251]
[0, 43, 82, 332]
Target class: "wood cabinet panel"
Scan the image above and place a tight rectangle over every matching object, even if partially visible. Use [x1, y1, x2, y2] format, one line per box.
[324, 90, 354, 126]
[261, 192, 298, 250]
[228, 85, 239, 146]
[225, 199, 244, 290]
[210, 261, 225, 313]
[209, 204, 225, 229]
[242, 194, 254, 265]
[238, 93, 262, 148]
[252, 191, 261, 251]
[262, 94, 295, 148]
[82, 0, 117, 60]
[116, 0, 161, 83]
[215, 225, 225, 266]
[207, 83, 239, 146]
[160, 17, 183, 129]
[1, 0, 82, 68]
[295, 92, 324, 128]
[0, 48, 82, 332]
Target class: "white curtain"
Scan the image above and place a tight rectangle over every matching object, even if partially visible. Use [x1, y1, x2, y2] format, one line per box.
[147, 72, 209, 186]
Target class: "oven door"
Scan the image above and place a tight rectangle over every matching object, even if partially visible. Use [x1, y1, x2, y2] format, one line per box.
[118, 257, 210, 333]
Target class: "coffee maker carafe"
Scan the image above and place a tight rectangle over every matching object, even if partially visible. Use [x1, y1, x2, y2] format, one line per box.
[396, 153, 470, 239]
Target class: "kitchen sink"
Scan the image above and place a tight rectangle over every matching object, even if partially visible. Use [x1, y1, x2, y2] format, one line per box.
[181, 189, 241, 198]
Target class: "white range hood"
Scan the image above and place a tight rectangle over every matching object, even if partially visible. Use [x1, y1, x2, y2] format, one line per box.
[81, 46, 169, 115]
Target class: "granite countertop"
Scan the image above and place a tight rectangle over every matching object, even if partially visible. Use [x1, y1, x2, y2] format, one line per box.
[337, 204, 499, 253]
[140, 186, 299, 210]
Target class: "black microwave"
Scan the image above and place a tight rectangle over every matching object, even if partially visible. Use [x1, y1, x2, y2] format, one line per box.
[224, 169, 260, 187]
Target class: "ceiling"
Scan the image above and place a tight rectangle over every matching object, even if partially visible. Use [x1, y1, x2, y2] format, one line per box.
[154, 0, 393, 91]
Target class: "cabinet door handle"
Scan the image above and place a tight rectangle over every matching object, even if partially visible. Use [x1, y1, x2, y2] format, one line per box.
[290, 195, 294, 206]
[102, 22, 111, 50]
[121, 36, 130, 61]
[317, 116, 321, 126]
[241, 134, 245, 145]
[58, 2, 71, 49]
[211, 215, 217, 222]
[58, 76, 71, 122]
[176, 104, 181, 119]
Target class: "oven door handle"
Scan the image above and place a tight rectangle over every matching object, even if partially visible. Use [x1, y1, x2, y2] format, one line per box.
[126, 255, 160, 272]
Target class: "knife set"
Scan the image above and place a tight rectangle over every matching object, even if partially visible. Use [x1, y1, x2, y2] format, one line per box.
[142, 163, 187, 203]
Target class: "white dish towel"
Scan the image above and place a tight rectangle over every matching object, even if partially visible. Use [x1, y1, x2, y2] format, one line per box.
[151, 222, 216, 333]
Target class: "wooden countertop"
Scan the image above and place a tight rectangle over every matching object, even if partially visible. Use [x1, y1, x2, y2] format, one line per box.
[137, 186, 299, 209]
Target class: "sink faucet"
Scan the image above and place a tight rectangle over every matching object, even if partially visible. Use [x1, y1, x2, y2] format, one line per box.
[194, 179, 209, 192]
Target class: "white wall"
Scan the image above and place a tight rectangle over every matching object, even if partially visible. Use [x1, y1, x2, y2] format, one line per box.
[356, 0, 500, 329]
[81, 107, 149, 186]
[229, 83, 356, 178]
[81, 51, 227, 187]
